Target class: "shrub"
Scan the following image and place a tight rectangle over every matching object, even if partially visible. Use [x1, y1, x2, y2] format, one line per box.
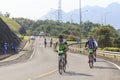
[66, 35, 79, 41]
[103, 47, 120, 52]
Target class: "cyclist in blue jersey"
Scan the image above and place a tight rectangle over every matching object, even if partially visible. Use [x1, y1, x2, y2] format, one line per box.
[85, 36, 97, 62]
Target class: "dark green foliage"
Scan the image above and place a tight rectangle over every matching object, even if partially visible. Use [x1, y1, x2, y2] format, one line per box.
[114, 37, 120, 47]
[91, 25, 119, 48]
[13, 18, 34, 29]
[82, 21, 100, 37]
[13, 18, 81, 36]
[14, 18, 120, 48]
[19, 27, 26, 35]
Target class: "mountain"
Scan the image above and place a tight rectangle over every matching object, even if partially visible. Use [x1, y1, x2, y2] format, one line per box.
[40, 2, 120, 29]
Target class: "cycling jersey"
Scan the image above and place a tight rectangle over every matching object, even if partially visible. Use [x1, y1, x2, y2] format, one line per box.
[56, 39, 67, 50]
[85, 40, 96, 49]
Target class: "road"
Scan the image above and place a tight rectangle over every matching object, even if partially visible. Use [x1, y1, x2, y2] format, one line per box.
[0, 37, 120, 80]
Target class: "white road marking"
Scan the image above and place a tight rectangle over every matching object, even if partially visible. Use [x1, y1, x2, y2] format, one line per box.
[28, 48, 35, 61]
[105, 60, 120, 70]
[96, 57, 120, 70]
[28, 40, 37, 61]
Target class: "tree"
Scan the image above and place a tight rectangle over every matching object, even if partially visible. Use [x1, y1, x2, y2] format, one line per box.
[91, 25, 117, 48]
[4, 12, 10, 18]
[82, 21, 100, 37]
[114, 37, 120, 47]
[19, 27, 26, 36]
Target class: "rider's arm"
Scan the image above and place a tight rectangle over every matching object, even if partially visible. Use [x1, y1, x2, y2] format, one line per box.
[93, 41, 97, 50]
[85, 41, 88, 48]
[94, 40, 98, 49]
[65, 42, 68, 51]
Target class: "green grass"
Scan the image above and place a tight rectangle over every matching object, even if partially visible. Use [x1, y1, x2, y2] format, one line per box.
[52, 38, 57, 41]
[23, 36, 30, 41]
[67, 41, 76, 44]
[52, 37, 86, 43]
[17, 35, 29, 41]
[82, 39, 87, 42]
[0, 16, 21, 34]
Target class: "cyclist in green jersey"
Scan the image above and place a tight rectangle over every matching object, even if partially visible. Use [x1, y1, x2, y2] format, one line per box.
[54, 35, 68, 63]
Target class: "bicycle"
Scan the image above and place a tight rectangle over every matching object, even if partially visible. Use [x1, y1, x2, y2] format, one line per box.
[89, 49, 95, 68]
[57, 50, 66, 75]
[85, 48, 95, 68]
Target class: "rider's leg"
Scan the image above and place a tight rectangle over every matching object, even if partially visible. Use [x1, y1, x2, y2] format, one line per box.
[64, 52, 67, 64]
[93, 50, 96, 62]
[88, 54, 90, 63]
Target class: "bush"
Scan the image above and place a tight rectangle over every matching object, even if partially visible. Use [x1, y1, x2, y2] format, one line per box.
[64, 35, 79, 41]
[98, 48, 103, 50]
[103, 47, 120, 52]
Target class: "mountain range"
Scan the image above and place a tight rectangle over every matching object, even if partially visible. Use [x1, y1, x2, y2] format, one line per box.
[40, 2, 120, 29]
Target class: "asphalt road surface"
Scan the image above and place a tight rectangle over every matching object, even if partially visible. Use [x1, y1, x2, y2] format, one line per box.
[0, 37, 120, 80]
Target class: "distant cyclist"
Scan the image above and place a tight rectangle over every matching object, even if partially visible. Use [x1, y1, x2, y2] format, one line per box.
[44, 38, 47, 48]
[54, 35, 68, 64]
[85, 36, 98, 62]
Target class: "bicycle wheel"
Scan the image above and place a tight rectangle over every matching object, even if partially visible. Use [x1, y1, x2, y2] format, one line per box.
[59, 60, 63, 75]
[63, 59, 66, 72]
[89, 61, 93, 68]
[89, 54, 94, 68]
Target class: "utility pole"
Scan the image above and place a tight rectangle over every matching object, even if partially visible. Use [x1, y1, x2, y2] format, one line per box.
[58, 0, 62, 23]
[79, 0, 82, 48]
[104, 12, 111, 25]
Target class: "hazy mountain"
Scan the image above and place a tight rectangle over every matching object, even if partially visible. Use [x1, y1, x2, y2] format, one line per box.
[40, 2, 120, 29]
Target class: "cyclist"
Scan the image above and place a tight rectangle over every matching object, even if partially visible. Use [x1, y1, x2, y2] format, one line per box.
[44, 38, 47, 48]
[85, 36, 97, 62]
[54, 35, 68, 64]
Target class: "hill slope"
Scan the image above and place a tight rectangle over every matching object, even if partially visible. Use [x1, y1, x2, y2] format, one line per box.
[0, 18, 21, 52]
[0, 16, 21, 34]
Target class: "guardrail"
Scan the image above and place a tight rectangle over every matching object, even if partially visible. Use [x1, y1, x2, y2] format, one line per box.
[68, 43, 120, 60]
[68, 42, 86, 46]
[96, 50, 120, 60]
[97, 50, 120, 54]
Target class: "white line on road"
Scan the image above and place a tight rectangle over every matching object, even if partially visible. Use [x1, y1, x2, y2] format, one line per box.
[96, 56, 120, 70]
[28, 48, 35, 61]
[28, 40, 36, 61]
[105, 60, 120, 70]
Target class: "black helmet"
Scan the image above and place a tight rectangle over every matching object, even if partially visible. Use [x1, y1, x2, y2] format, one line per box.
[58, 35, 63, 38]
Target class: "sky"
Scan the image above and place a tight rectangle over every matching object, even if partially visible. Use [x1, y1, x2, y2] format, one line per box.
[0, 0, 120, 20]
